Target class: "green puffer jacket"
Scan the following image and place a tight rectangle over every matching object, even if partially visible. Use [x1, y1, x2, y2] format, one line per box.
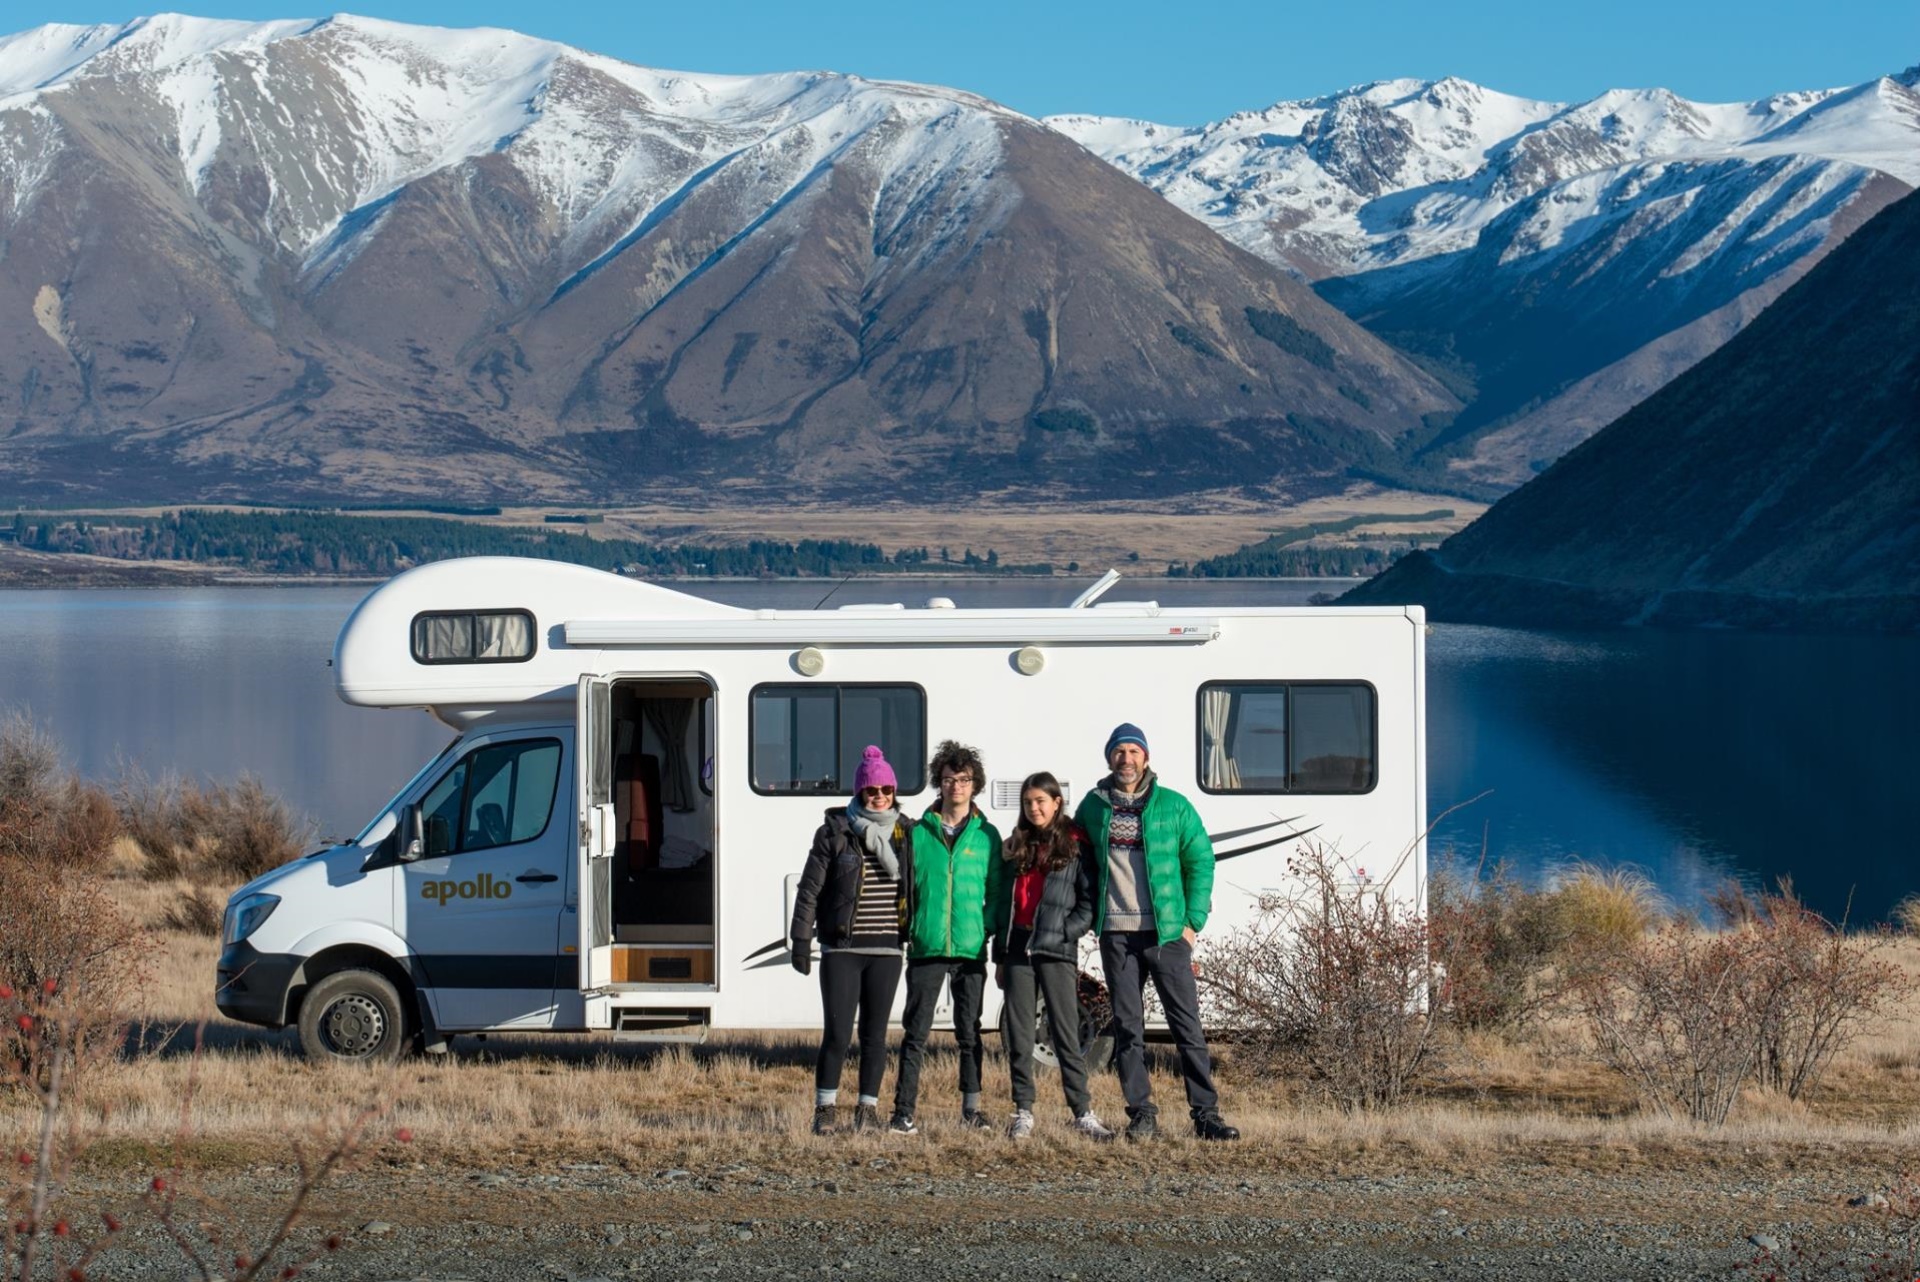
[901, 807, 1006, 961]
[1074, 779, 1214, 945]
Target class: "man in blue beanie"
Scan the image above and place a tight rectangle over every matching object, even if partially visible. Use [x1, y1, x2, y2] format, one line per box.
[1073, 723, 1239, 1142]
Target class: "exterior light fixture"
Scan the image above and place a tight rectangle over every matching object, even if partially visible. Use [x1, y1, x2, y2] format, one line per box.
[793, 647, 826, 677]
[1014, 646, 1045, 676]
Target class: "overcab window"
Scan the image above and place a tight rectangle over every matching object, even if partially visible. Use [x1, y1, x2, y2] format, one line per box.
[411, 610, 536, 664]
[1197, 682, 1376, 794]
[750, 684, 925, 795]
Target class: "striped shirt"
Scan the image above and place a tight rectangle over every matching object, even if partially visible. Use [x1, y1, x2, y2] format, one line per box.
[836, 850, 902, 953]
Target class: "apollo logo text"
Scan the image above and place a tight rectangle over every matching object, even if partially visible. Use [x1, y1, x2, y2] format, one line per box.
[421, 874, 513, 905]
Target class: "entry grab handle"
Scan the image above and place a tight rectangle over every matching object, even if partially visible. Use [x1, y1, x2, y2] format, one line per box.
[516, 871, 559, 884]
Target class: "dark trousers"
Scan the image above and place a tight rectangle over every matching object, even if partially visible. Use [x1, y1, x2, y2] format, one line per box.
[1003, 952, 1093, 1115]
[1099, 930, 1220, 1118]
[891, 957, 986, 1117]
[815, 951, 904, 1099]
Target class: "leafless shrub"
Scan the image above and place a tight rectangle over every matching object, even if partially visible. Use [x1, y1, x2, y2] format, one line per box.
[1206, 842, 1444, 1110]
[1427, 861, 1569, 1033]
[1571, 919, 1760, 1125]
[0, 710, 60, 813]
[0, 854, 150, 1076]
[202, 775, 309, 882]
[161, 885, 224, 937]
[0, 712, 120, 872]
[116, 767, 310, 884]
[1893, 895, 1920, 939]
[1717, 882, 1915, 1101]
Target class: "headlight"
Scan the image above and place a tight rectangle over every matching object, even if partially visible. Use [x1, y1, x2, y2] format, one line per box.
[222, 893, 281, 946]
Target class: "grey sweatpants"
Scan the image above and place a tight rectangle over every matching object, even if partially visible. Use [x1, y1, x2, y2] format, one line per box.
[1003, 954, 1093, 1115]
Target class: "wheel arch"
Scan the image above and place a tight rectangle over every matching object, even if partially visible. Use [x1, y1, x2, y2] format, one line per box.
[288, 943, 423, 1036]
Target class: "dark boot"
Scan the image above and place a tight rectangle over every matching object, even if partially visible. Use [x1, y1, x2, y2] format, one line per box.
[1192, 1110, 1240, 1142]
[1124, 1108, 1158, 1143]
[811, 1105, 839, 1136]
[852, 1103, 881, 1132]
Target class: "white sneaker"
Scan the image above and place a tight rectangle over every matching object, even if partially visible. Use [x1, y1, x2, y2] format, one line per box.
[1007, 1109, 1035, 1140]
[1073, 1111, 1115, 1141]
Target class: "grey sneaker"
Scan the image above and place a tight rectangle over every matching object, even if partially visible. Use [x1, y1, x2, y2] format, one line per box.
[960, 1108, 995, 1131]
[1072, 1111, 1115, 1141]
[886, 1112, 918, 1135]
[1007, 1109, 1035, 1140]
[810, 1105, 839, 1136]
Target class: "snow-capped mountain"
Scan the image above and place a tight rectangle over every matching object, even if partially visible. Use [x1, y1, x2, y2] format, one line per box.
[0, 14, 1454, 505]
[1050, 70, 1919, 485]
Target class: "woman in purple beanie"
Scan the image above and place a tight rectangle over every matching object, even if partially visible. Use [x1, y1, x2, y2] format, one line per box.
[788, 745, 911, 1135]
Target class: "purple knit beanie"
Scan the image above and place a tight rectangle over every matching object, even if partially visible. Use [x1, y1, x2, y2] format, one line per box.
[851, 745, 897, 795]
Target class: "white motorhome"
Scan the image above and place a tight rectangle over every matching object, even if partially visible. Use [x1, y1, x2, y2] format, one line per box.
[216, 558, 1427, 1063]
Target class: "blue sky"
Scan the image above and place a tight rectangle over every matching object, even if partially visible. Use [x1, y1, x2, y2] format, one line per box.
[22, 0, 1920, 123]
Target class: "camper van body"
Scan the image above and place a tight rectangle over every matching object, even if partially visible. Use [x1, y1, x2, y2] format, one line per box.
[216, 558, 1427, 1055]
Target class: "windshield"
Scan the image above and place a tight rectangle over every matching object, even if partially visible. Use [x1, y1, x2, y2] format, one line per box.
[350, 739, 459, 846]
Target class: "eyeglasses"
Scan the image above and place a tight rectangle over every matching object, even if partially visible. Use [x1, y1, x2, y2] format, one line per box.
[859, 785, 896, 799]
[939, 774, 974, 788]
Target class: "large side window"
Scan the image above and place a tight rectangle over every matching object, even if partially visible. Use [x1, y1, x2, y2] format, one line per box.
[750, 685, 925, 794]
[1198, 682, 1376, 794]
[418, 738, 563, 855]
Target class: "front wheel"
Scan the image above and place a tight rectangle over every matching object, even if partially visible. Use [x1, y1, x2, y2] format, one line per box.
[297, 969, 408, 1065]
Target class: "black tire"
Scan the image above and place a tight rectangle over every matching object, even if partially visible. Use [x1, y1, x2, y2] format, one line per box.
[297, 969, 408, 1066]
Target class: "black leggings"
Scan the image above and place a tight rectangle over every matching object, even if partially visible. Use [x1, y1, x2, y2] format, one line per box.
[816, 951, 904, 1098]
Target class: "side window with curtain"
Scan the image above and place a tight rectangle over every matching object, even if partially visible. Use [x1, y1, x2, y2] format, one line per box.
[417, 738, 564, 855]
[750, 685, 926, 794]
[1198, 682, 1376, 794]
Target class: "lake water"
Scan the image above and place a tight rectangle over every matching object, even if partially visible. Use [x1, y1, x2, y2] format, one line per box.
[1, 581, 1913, 923]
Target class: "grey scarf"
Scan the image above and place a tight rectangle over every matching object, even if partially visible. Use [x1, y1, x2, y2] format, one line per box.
[846, 802, 902, 879]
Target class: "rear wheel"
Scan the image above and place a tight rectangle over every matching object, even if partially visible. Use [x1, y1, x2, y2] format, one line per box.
[297, 969, 407, 1065]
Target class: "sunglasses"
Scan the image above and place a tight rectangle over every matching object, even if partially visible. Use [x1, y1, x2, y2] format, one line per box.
[859, 785, 897, 799]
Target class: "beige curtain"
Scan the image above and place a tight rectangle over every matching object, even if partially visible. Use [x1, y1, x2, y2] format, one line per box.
[1202, 688, 1241, 789]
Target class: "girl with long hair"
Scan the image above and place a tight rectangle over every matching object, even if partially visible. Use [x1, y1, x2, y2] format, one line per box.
[992, 771, 1114, 1140]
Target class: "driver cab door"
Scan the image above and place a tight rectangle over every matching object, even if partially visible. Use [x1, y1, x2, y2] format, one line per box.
[397, 729, 572, 1029]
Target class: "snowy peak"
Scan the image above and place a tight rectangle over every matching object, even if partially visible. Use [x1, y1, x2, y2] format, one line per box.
[1049, 68, 1920, 277]
[0, 12, 1028, 259]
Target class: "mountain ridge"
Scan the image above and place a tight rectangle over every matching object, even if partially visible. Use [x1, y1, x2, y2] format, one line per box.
[1049, 66, 1919, 486]
[0, 12, 1455, 506]
[1342, 187, 1920, 632]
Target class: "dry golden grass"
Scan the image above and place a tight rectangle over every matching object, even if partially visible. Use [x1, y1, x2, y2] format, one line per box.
[7, 881, 1917, 1177]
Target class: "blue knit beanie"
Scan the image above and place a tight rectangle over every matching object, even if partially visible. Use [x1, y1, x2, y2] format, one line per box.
[1104, 722, 1148, 759]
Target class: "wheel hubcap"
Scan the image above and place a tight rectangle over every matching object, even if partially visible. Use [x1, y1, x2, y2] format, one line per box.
[320, 994, 386, 1057]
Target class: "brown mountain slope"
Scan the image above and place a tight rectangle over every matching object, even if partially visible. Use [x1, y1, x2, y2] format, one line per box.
[1344, 188, 1920, 631]
[0, 17, 1457, 505]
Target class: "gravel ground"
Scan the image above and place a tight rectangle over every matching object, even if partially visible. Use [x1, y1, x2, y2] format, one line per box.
[64, 1145, 1915, 1281]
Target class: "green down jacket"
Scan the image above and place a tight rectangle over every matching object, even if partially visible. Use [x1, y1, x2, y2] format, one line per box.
[1074, 780, 1214, 945]
[901, 807, 1005, 961]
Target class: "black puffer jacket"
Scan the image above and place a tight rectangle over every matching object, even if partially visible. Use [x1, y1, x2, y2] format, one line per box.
[789, 808, 909, 952]
[991, 823, 1097, 963]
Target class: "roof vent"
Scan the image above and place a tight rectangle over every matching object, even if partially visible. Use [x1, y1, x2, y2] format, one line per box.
[926, 597, 956, 610]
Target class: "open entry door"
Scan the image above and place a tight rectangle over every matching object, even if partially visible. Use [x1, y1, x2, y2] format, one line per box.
[576, 675, 615, 989]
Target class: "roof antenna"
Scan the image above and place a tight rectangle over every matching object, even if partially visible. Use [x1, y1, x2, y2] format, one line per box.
[1070, 568, 1122, 609]
[813, 570, 859, 610]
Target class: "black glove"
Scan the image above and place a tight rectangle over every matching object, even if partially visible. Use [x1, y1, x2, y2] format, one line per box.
[791, 942, 811, 976]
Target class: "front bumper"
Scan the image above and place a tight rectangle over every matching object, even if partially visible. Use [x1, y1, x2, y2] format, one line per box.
[215, 939, 304, 1028]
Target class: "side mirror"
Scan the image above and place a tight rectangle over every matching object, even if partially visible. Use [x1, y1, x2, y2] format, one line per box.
[400, 804, 425, 863]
